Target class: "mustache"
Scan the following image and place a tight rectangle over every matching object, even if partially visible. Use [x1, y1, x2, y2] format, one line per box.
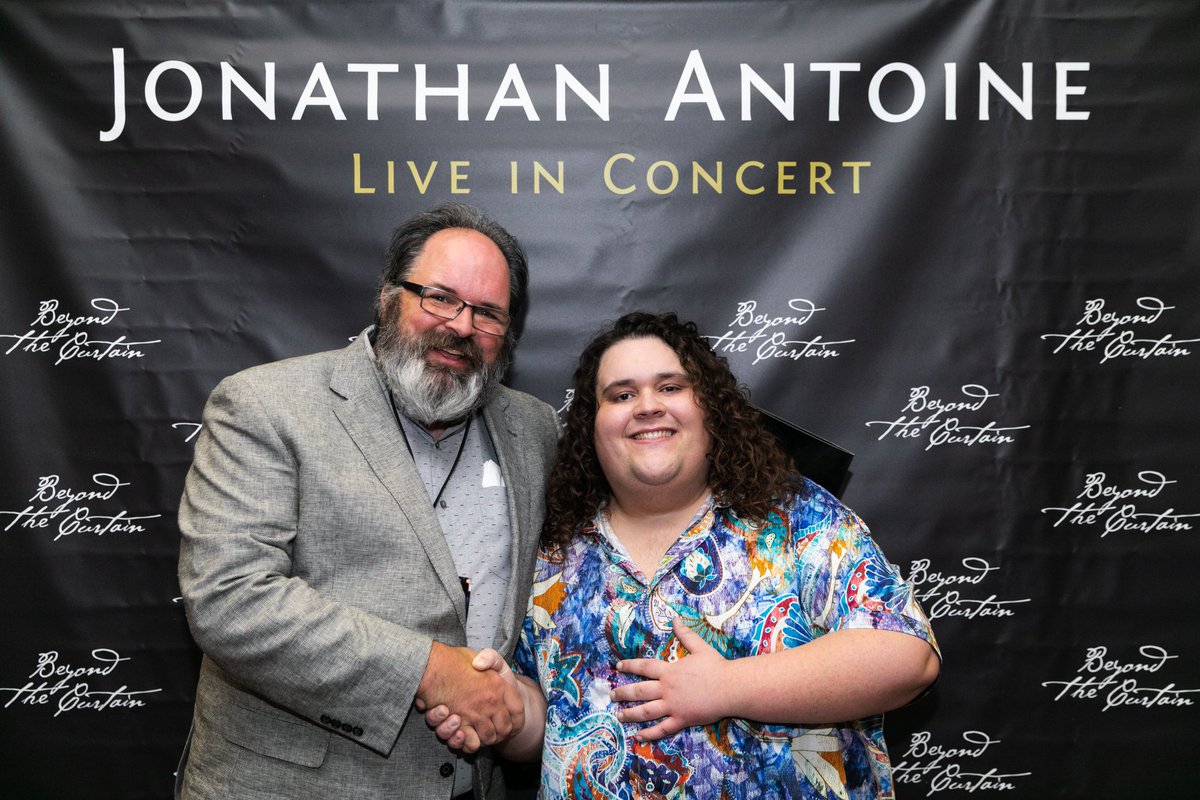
[417, 329, 484, 371]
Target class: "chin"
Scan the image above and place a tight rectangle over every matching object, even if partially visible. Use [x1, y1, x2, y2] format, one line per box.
[630, 470, 683, 487]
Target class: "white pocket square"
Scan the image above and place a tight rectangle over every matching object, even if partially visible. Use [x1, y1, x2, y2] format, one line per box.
[482, 459, 506, 488]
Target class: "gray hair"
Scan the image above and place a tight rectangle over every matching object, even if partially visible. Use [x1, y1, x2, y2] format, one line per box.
[374, 203, 529, 347]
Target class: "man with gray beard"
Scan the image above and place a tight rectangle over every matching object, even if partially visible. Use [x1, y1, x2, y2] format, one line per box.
[175, 203, 560, 800]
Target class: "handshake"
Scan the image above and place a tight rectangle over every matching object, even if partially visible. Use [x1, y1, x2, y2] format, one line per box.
[414, 641, 537, 755]
[412, 618, 719, 757]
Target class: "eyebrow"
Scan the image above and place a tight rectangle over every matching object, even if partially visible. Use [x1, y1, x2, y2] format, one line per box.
[423, 282, 507, 311]
[599, 371, 690, 396]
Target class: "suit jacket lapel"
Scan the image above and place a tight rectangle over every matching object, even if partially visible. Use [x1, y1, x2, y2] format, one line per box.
[329, 334, 468, 627]
[482, 390, 533, 654]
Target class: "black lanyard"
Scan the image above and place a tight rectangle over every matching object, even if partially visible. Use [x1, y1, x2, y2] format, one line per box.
[386, 390, 475, 612]
[387, 391, 471, 509]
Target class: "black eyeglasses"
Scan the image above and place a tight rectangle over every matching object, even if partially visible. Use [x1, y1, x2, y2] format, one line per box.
[398, 281, 511, 336]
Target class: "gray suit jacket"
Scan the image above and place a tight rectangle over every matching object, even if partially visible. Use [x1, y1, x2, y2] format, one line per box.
[176, 333, 559, 799]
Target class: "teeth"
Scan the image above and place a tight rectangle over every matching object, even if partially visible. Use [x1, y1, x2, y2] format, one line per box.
[633, 430, 673, 440]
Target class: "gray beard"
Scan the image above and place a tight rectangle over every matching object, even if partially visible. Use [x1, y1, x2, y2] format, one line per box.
[375, 326, 506, 427]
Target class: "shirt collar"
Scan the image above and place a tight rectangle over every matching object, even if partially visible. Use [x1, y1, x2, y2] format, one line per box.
[588, 493, 718, 585]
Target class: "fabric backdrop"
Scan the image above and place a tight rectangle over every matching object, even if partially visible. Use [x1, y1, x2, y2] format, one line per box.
[2, 2, 1197, 797]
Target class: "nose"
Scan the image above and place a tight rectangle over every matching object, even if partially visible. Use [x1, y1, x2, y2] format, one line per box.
[634, 391, 665, 417]
[443, 306, 476, 338]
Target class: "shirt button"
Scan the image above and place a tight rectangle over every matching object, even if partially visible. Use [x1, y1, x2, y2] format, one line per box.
[439, 762, 454, 778]
[439, 500, 448, 509]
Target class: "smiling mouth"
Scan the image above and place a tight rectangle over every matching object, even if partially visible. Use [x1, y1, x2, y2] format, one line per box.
[433, 347, 467, 360]
[425, 344, 478, 370]
[631, 430, 674, 440]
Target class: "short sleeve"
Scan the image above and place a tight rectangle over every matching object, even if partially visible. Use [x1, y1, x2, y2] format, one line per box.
[791, 482, 939, 655]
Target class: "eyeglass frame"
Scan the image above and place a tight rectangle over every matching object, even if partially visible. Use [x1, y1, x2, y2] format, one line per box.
[397, 280, 511, 336]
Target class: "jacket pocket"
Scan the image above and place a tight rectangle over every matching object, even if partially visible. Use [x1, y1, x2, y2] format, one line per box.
[223, 700, 331, 768]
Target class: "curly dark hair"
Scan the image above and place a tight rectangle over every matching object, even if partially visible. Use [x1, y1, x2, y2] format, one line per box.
[542, 311, 801, 552]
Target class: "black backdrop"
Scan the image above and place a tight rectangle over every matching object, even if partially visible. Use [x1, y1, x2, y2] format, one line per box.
[2, 2, 1198, 797]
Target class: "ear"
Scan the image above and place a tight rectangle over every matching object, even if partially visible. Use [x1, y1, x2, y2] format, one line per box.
[377, 285, 401, 323]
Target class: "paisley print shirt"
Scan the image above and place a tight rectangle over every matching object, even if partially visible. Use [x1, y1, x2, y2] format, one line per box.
[513, 479, 938, 799]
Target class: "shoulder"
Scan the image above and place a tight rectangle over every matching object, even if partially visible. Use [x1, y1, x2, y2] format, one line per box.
[492, 383, 556, 418]
[206, 344, 350, 417]
[780, 478, 868, 535]
[490, 384, 559, 437]
[528, 529, 603, 619]
[786, 477, 844, 514]
[223, 346, 343, 388]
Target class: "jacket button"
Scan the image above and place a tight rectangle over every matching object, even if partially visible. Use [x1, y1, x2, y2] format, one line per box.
[439, 762, 454, 778]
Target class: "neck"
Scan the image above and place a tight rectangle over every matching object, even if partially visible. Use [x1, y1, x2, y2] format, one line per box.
[421, 414, 468, 440]
[604, 486, 712, 579]
[422, 420, 452, 439]
[607, 484, 711, 529]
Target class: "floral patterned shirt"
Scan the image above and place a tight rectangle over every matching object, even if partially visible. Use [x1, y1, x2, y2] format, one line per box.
[514, 479, 939, 799]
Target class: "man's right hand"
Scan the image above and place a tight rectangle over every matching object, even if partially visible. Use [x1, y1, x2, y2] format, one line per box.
[415, 642, 524, 748]
[423, 648, 515, 753]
